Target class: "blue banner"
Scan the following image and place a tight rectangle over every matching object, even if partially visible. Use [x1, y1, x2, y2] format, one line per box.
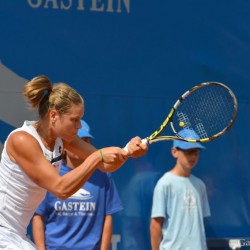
[0, 1, 249, 249]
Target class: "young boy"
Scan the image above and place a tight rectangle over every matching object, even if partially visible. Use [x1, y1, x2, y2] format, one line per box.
[150, 129, 210, 250]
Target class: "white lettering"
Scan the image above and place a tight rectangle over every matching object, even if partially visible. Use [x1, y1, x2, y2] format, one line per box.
[61, 0, 72, 10]
[27, 0, 42, 8]
[44, 0, 59, 9]
[89, 202, 96, 211]
[241, 239, 250, 246]
[61, 202, 68, 211]
[68, 202, 73, 210]
[77, 0, 85, 10]
[54, 201, 96, 211]
[79, 202, 85, 210]
[90, 0, 104, 12]
[106, 0, 113, 12]
[27, 0, 130, 13]
[117, 0, 129, 13]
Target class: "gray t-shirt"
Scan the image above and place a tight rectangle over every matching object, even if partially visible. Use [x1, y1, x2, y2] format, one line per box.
[151, 172, 210, 250]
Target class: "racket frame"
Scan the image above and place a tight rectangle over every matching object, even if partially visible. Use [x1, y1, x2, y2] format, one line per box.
[144, 82, 238, 145]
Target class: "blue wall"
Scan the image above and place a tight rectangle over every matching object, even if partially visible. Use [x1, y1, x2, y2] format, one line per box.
[0, 1, 249, 249]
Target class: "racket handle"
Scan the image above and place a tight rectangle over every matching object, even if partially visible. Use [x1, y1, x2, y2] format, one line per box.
[123, 138, 148, 152]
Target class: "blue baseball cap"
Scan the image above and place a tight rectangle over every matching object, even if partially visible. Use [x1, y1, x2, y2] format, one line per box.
[173, 129, 205, 150]
[77, 120, 94, 139]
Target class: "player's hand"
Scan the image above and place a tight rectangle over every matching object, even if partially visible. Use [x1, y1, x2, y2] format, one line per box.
[97, 147, 129, 172]
[124, 136, 148, 158]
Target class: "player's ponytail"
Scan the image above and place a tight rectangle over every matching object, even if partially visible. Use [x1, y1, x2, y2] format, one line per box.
[23, 75, 84, 119]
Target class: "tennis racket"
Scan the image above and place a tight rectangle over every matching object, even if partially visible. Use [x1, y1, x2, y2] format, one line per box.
[138, 81, 238, 146]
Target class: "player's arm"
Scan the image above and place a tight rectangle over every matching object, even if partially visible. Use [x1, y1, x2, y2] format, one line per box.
[66, 135, 147, 163]
[32, 214, 46, 250]
[64, 136, 121, 172]
[7, 131, 128, 199]
[150, 217, 163, 250]
[100, 215, 113, 250]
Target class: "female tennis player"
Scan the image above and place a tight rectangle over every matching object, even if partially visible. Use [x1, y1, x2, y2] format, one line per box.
[0, 75, 147, 249]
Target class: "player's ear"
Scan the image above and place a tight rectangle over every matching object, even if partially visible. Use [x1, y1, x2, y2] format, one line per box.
[49, 108, 59, 123]
[171, 147, 178, 158]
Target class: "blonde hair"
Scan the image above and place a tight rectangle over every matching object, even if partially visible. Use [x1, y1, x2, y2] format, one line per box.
[23, 75, 84, 118]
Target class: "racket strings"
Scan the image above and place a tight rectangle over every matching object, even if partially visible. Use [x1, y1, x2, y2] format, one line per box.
[172, 84, 237, 140]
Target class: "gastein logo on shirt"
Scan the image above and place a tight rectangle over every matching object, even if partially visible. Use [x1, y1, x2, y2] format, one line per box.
[54, 188, 96, 215]
[70, 188, 93, 200]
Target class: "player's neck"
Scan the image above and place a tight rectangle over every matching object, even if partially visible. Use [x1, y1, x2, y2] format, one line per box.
[170, 165, 191, 177]
[35, 121, 56, 151]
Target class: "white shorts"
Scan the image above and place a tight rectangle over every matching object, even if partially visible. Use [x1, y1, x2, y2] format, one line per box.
[0, 226, 37, 250]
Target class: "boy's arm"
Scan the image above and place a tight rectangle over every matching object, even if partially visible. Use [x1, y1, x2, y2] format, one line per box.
[101, 214, 112, 250]
[150, 217, 164, 250]
[32, 214, 46, 250]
